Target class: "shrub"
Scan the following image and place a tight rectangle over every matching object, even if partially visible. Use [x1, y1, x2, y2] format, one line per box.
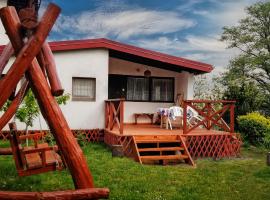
[237, 112, 270, 148]
[76, 133, 87, 147]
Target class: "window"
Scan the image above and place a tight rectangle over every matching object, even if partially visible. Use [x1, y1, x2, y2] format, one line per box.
[151, 78, 174, 102]
[109, 75, 174, 102]
[72, 77, 96, 101]
[127, 77, 149, 101]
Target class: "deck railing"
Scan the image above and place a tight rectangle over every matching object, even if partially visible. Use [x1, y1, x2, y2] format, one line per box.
[183, 100, 236, 134]
[105, 99, 125, 134]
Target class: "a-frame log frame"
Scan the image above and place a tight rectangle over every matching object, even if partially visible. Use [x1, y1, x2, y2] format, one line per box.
[0, 4, 94, 189]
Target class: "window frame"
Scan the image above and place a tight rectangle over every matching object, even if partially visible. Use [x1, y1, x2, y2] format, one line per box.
[72, 77, 96, 102]
[108, 74, 175, 103]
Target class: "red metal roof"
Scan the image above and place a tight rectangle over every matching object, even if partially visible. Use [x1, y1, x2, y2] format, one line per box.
[0, 38, 213, 73]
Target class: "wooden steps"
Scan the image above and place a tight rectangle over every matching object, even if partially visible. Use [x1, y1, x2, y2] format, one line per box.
[141, 155, 189, 161]
[132, 135, 195, 166]
[139, 147, 184, 152]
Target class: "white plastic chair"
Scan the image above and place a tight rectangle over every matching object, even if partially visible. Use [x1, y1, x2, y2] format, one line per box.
[167, 106, 183, 130]
[187, 106, 204, 126]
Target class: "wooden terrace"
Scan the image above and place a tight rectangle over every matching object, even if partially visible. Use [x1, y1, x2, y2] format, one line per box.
[104, 99, 242, 166]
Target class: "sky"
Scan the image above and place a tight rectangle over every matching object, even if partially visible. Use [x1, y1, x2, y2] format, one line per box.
[0, 0, 261, 74]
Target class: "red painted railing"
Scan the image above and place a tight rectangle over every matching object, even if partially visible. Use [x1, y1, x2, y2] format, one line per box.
[183, 100, 236, 134]
[105, 99, 124, 134]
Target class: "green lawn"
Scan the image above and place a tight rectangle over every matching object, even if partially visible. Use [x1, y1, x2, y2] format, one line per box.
[0, 141, 270, 200]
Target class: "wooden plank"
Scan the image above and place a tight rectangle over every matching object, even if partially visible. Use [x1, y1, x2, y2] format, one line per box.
[0, 147, 12, 155]
[0, 188, 110, 200]
[25, 152, 42, 169]
[2, 4, 95, 189]
[135, 139, 181, 143]
[138, 147, 184, 152]
[140, 155, 189, 161]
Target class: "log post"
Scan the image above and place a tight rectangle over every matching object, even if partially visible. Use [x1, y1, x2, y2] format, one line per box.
[0, 188, 110, 200]
[0, 42, 14, 75]
[0, 4, 95, 189]
[0, 147, 12, 155]
[42, 42, 64, 96]
[0, 81, 28, 131]
[0, 4, 60, 110]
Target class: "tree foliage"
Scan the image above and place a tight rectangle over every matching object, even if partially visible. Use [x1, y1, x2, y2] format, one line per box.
[220, 1, 270, 115]
[0, 90, 70, 129]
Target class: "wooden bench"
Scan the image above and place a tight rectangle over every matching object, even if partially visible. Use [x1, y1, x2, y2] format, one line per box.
[134, 113, 154, 124]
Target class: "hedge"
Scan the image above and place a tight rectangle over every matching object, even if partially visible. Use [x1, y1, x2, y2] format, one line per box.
[237, 112, 270, 148]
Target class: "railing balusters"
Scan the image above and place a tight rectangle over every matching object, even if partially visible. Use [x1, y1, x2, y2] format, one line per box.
[183, 100, 236, 134]
[105, 99, 125, 135]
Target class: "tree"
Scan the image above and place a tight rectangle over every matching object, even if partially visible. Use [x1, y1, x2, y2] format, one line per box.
[194, 74, 223, 100]
[1, 90, 70, 138]
[220, 1, 270, 115]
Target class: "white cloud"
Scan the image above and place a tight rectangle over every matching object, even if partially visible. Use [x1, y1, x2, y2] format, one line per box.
[53, 9, 195, 40]
[134, 35, 239, 71]
[204, 0, 258, 27]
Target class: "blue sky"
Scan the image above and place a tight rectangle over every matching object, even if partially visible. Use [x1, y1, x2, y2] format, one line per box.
[0, 0, 260, 73]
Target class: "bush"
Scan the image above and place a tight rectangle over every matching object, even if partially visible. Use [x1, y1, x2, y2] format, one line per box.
[76, 133, 87, 147]
[237, 112, 270, 148]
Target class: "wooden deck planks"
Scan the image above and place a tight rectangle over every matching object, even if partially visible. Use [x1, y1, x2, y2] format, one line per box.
[106, 124, 232, 137]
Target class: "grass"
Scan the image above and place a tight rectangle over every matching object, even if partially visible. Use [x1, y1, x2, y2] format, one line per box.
[0, 141, 270, 200]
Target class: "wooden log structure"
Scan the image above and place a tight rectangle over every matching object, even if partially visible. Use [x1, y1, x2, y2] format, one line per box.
[0, 188, 110, 200]
[0, 42, 14, 75]
[0, 4, 58, 110]
[0, 4, 96, 189]
[42, 42, 64, 96]
[0, 147, 12, 155]
[0, 81, 29, 131]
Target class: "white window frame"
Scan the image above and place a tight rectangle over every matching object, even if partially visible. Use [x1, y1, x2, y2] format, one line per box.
[72, 77, 96, 101]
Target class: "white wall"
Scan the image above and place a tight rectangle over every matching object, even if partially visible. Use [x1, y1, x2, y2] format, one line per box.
[1, 49, 109, 130]
[0, 1, 11, 45]
[109, 57, 194, 123]
[55, 49, 109, 129]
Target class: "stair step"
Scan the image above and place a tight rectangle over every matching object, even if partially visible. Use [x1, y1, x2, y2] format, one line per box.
[138, 147, 184, 152]
[140, 154, 189, 161]
[136, 140, 180, 144]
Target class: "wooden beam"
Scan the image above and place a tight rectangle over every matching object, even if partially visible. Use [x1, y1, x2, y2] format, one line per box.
[0, 4, 60, 110]
[0, 188, 110, 200]
[0, 43, 14, 75]
[42, 42, 64, 96]
[0, 147, 12, 155]
[0, 81, 28, 131]
[2, 4, 95, 189]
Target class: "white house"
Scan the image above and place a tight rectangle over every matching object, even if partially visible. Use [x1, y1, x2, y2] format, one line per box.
[0, 38, 213, 131]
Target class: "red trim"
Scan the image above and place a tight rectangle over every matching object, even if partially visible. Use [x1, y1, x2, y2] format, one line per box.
[0, 38, 213, 73]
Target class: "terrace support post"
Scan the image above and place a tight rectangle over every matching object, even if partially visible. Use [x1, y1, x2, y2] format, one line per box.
[230, 103, 235, 133]
[0, 4, 95, 189]
[105, 102, 108, 129]
[0, 43, 14, 75]
[183, 101, 187, 134]
[206, 102, 211, 130]
[120, 100, 124, 134]
[109, 102, 114, 130]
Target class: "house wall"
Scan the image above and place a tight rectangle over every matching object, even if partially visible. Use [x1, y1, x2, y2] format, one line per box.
[1, 49, 109, 130]
[109, 57, 194, 123]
